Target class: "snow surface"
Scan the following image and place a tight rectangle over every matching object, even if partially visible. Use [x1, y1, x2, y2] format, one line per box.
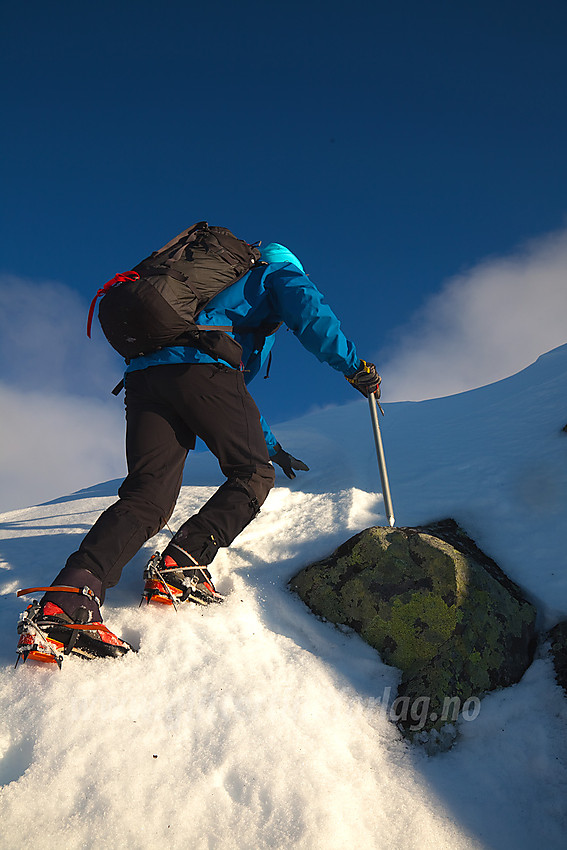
[0, 344, 566, 850]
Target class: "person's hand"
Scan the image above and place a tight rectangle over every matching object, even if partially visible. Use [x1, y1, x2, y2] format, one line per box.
[271, 444, 310, 479]
[346, 360, 381, 397]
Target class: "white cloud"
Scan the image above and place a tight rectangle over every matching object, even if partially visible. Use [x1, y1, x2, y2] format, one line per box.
[380, 227, 567, 401]
[0, 275, 126, 511]
[0, 273, 122, 397]
[0, 383, 125, 511]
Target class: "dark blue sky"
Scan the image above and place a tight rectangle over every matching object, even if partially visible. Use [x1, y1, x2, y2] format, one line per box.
[2, 0, 566, 424]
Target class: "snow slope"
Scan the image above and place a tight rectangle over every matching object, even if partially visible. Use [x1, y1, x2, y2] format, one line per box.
[0, 345, 566, 850]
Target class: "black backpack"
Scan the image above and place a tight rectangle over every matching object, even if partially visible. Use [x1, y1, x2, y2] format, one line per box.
[87, 222, 262, 368]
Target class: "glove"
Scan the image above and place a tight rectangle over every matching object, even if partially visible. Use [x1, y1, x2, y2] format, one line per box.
[271, 444, 310, 479]
[346, 360, 381, 397]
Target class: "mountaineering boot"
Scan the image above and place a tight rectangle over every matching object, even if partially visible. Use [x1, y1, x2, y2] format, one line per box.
[16, 586, 135, 667]
[142, 549, 224, 608]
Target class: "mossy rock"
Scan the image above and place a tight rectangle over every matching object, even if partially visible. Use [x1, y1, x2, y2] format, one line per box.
[290, 519, 537, 745]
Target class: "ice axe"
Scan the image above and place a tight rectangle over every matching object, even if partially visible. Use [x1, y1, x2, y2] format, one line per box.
[368, 392, 395, 527]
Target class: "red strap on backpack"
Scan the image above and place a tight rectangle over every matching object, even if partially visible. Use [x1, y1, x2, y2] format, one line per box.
[86, 271, 140, 338]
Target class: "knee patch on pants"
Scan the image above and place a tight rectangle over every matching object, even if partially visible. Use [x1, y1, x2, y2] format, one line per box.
[229, 465, 274, 515]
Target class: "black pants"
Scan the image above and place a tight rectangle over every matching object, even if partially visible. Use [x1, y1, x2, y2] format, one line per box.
[56, 364, 275, 602]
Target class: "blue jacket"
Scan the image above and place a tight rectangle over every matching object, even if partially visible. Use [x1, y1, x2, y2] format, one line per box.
[125, 262, 360, 455]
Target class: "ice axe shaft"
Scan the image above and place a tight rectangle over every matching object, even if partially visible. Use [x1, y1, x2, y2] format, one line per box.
[368, 393, 395, 527]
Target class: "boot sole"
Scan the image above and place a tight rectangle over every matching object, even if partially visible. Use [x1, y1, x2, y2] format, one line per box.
[17, 622, 134, 665]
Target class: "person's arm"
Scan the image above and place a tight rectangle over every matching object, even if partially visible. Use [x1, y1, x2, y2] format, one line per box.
[267, 266, 380, 395]
[259, 413, 309, 479]
[259, 414, 278, 457]
[266, 267, 360, 375]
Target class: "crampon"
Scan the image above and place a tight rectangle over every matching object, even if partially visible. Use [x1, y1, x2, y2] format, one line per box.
[15, 587, 135, 668]
[141, 552, 224, 609]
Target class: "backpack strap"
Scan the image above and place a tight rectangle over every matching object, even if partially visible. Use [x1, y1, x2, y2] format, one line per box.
[107, 321, 279, 396]
[195, 325, 234, 332]
[133, 264, 188, 281]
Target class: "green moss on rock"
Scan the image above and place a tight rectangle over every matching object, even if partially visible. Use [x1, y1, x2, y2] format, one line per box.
[289, 519, 537, 744]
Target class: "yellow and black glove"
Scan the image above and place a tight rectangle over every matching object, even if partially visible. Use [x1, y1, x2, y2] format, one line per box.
[346, 360, 381, 397]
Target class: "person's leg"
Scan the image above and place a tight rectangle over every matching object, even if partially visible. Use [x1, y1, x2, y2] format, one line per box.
[46, 368, 194, 614]
[157, 364, 275, 566]
[47, 361, 274, 614]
